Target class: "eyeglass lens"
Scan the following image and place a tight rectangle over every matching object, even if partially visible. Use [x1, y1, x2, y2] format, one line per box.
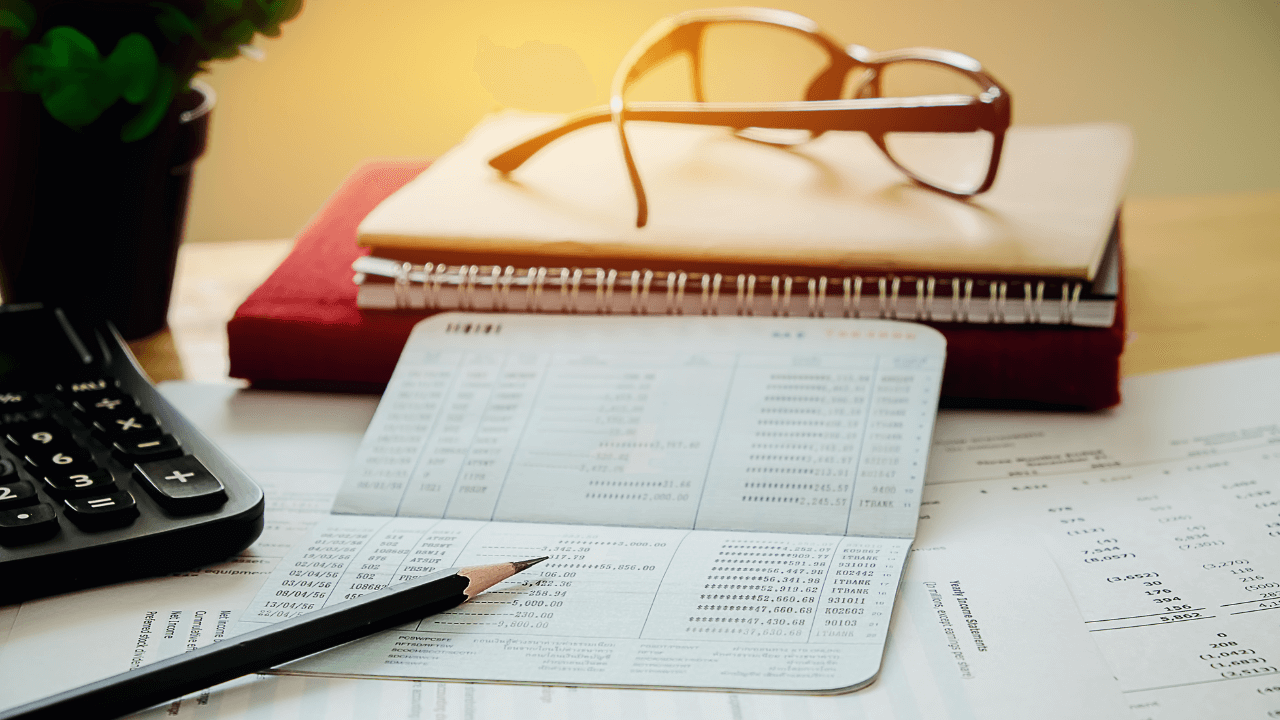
[853, 61, 997, 195]
[626, 21, 998, 196]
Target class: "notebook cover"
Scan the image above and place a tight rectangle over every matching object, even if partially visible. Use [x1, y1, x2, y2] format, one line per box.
[229, 160, 1124, 409]
[358, 112, 1133, 281]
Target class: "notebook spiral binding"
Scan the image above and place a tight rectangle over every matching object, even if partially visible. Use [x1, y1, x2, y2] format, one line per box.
[358, 259, 1104, 326]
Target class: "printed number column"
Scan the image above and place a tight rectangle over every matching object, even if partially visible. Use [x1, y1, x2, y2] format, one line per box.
[844, 354, 942, 538]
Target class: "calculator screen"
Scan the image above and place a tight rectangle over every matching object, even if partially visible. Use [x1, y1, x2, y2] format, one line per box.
[0, 308, 92, 384]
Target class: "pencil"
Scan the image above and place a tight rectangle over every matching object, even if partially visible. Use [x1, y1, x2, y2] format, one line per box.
[0, 557, 548, 720]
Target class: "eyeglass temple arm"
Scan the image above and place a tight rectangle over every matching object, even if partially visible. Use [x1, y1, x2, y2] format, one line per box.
[489, 107, 614, 174]
[490, 23, 709, 222]
[490, 97, 994, 174]
[613, 22, 709, 227]
[612, 18, 858, 225]
[614, 116, 649, 228]
[612, 15, 851, 226]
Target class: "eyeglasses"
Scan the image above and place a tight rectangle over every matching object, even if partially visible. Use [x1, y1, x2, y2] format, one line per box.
[488, 7, 1012, 228]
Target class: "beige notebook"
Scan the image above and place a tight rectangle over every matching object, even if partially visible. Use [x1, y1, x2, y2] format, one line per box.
[358, 112, 1131, 279]
[354, 113, 1129, 327]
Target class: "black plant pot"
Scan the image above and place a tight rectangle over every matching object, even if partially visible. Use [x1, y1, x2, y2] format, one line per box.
[0, 81, 212, 340]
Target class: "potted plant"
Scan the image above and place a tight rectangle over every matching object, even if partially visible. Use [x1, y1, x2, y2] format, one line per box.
[0, 0, 302, 338]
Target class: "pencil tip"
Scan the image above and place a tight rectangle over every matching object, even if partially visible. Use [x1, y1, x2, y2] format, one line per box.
[511, 556, 549, 573]
[459, 557, 550, 598]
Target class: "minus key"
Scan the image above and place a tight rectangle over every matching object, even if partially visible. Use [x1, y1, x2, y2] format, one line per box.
[112, 434, 183, 463]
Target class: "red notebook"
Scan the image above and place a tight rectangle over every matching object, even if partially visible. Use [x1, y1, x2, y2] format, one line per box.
[229, 161, 1125, 409]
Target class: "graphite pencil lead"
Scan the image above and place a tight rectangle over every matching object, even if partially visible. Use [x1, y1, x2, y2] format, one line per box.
[458, 557, 549, 598]
[511, 556, 550, 573]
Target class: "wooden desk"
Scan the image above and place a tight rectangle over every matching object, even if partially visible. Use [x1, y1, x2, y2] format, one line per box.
[1120, 190, 1280, 376]
[128, 238, 292, 384]
[131, 190, 1280, 384]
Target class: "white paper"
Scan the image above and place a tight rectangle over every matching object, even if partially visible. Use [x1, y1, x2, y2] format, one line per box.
[274, 313, 947, 692]
[133, 541, 1126, 720]
[0, 378, 1130, 720]
[922, 353, 1280, 720]
[336, 315, 941, 541]
[236, 517, 906, 692]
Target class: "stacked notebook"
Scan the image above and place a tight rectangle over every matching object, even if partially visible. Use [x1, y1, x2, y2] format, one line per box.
[230, 112, 1131, 408]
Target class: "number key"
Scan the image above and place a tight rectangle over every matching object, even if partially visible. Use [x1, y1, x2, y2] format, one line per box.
[24, 446, 96, 474]
[0, 481, 38, 509]
[42, 467, 117, 497]
[5, 422, 77, 452]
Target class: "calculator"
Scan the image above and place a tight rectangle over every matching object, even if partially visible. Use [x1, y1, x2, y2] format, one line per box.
[0, 304, 264, 604]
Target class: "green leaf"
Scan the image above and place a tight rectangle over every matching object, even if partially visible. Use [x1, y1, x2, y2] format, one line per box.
[14, 27, 117, 129]
[106, 33, 159, 104]
[247, 0, 278, 36]
[14, 27, 164, 133]
[222, 17, 257, 46]
[11, 43, 52, 91]
[0, 0, 36, 40]
[206, 0, 244, 25]
[44, 26, 101, 66]
[150, 2, 200, 43]
[121, 65, 174, 142]
[42, 83, 103, 127]
[279, 0, 304, 22]
[211, 17, 256, 58]
[40, 55, 120, 129]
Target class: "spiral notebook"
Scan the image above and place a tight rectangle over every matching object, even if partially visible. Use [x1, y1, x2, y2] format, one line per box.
[228, 159, 1125, 408]
[353, 112, 1130, 327]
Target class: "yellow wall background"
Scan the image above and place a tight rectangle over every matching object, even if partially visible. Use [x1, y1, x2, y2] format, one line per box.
[185, 0, 1280, 243]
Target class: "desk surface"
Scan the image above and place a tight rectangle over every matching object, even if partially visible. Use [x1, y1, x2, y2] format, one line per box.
[11, 189, 1280, 720]
[130, 189, 1280, 385]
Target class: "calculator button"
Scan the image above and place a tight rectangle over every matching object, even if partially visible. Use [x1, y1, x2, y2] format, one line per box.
[0, 391, 40, 413]
[135, 456, 227, 514]
[64, 491, 139, 530]
[56, 378, 118, 396]
[41, 467, 117, 497]
[71, 391, 138, 418]
[0, 401, 48, 426]
[24, 446, 96, 474]
[0, 480, 38, 509]
[92, 413, 161, 442]
[5, 422, 78, 452]
[112, 434, 182, 462]
[0, 503, 59, 545]
[0, 457, 15, 479]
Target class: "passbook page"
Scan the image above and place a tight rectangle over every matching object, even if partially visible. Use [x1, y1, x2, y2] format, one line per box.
[334, 314, 940, 539]
[241, 313, 944, 693]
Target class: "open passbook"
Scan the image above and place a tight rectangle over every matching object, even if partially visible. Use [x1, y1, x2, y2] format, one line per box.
[235, 312, 944, 693]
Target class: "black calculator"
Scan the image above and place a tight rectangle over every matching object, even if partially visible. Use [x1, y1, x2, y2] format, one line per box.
[0, 304, 264, 604]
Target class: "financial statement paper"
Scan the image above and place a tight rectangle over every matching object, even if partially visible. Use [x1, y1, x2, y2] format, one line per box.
[0, 351, 1136, 719]
[239, 313, 946, 693]
[923, 351, 1280, 720]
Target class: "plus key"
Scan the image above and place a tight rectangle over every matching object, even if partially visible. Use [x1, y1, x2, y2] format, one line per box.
[133, 456, 226, 514]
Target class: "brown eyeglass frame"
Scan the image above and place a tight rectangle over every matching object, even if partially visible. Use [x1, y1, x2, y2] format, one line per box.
[488, 7, 1012, 228]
